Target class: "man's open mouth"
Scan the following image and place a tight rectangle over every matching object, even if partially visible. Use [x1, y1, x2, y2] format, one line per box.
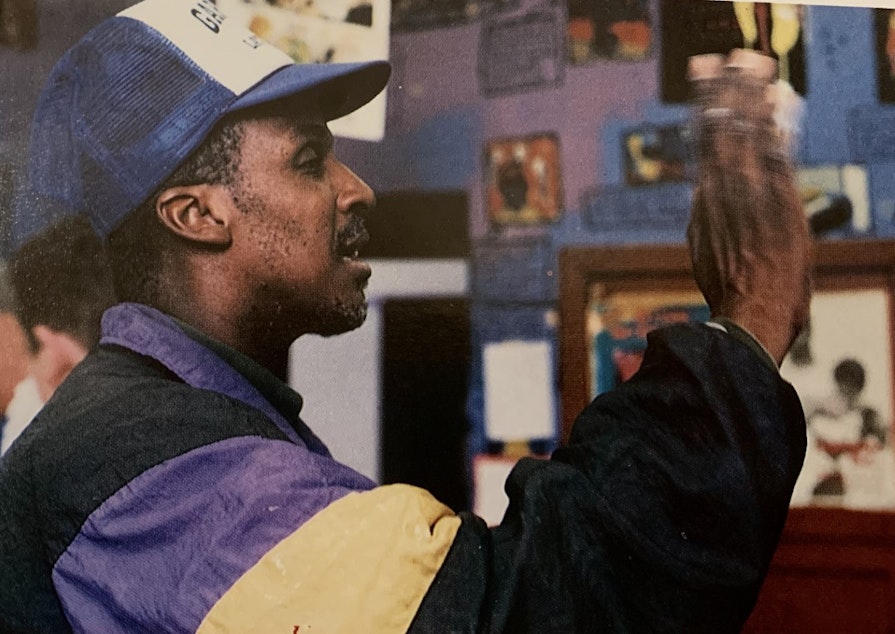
[337, 220, 369, 261]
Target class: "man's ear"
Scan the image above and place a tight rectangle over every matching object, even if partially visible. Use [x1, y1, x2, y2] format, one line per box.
[155, 185, 234, 247]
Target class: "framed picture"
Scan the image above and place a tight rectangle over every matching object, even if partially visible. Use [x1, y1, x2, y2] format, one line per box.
[478, 9, 566, 97]
[560, 241, 895, 512]
[391, 0, 518, 32]
[567, 0, 652, 64]
[659, 0, 806, 103]
[798, 164, 870, 237]
[876, 8, 895, 102]
[484, 133, 563, 227]
[588, 288, 708, 398]
[0, 0, 38, 50]
[621, 123, 693, 186]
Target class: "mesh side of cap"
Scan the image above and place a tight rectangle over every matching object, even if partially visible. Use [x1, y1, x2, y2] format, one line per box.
[28, 18, 237, 237]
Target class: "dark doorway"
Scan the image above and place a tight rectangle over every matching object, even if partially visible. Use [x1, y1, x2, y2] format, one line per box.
[381, 298, 471, 512]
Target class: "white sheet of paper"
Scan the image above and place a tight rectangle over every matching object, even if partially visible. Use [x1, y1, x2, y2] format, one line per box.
[473, 455, 517, 527]
[483, 340, 556, 441]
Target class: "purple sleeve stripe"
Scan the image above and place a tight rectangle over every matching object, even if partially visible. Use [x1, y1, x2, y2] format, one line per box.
[52, 435, 374, 633]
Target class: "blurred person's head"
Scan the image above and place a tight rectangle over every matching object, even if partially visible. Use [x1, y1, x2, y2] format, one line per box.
[9, 215, 116, 401]
[0, 263, 29, 413]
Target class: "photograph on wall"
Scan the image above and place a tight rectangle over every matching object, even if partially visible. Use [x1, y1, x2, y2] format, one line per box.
[0, 0, 38, 49]
[875, 8, 895, 102]
[659, 0, 806, 103]
[215, 0, 390, 141]
[587, 287, 708, 398]
[478, 8, 565, 97]
[621, 123, 692, 186]
[798, 164, 870, 237]
[392, 0, 519, 31]
[484, 133, 563, 227]
[783, 289, 895, 510]
[567, 0, 651, 63]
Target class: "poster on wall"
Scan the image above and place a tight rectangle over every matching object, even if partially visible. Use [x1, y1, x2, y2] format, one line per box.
[484, 133, 563, 227]
[621, 123, 693, 186]
[659, 0, 806, 103]
[0, 0, 38, 49]
[567, 0, 652, 63]
[783, 289, 895, 510]
[798, 164, 870, 236]
[587, 288, 709, 398]
[214, 0, 390, 141]
[875, 8, 895, 102]
[392, 0, 519, 31]
[478, 8, 566, 97]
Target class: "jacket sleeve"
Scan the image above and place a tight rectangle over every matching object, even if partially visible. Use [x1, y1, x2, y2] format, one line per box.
[409, 323, 807, 633]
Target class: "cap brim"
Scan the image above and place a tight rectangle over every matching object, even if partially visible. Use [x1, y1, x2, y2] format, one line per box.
[226, 60, 391, 122]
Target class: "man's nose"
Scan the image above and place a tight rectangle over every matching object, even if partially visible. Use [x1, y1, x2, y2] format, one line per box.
[335, 160, 375, 216]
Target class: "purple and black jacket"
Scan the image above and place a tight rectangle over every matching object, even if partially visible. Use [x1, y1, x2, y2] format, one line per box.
[0, 302, 805, 632]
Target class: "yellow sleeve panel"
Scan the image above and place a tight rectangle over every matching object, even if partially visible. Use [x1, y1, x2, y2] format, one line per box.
[196, 484, 462, 634]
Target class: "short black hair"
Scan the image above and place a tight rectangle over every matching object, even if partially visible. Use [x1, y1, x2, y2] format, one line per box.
[106, 117, 245, 305]
[9, 215, 116, 351]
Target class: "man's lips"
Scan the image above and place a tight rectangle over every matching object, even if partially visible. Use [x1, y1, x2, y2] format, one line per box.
[336, 218, 369, 261]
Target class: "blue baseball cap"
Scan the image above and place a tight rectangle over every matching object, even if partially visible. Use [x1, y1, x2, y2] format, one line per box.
[23, 0, 390, 238]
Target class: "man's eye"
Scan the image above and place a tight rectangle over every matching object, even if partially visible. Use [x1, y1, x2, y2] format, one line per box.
[294, 146, 325, 175]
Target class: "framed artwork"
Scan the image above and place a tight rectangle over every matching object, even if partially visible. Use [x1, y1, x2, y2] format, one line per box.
[567, 0, 652, 64]
[798, 164, 870, 237]
[621, 123, 693, 186]
[784, 289, 895, 509]
[478, 9, 565, 97]
[214, 0, 390, 141]
[484, 133, 563, 227]
[876, 8, 895, 103]
[0, 0, 38, 50]
[588, 288, 708, 398]
[391, 0, 518, 32]
[659, 0, 806, 103]
[560, 241, 895, 513]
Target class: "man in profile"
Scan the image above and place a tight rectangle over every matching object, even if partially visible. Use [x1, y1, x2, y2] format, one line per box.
[0, 1, 811, 631]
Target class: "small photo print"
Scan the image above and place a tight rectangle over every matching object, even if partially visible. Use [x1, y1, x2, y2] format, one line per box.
[875, 9, 895, 102]
[587, 287, 708, 398]
[659, 0, 806, 103]
[567, 0, 651, 64]
[783, 289, 895, 510]
[485, 134, 562, 227]
[622, 123, 692, 186]
[392, 0, 519, 31]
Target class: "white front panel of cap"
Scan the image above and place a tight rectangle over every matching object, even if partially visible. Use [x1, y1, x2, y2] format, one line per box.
[119, 0, 293, 95]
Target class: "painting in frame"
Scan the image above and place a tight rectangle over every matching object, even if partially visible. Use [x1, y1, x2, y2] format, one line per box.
[560, 241, 895, 512]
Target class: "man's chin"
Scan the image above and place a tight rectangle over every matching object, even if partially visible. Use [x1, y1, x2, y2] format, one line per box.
[313, 302, 368, 337]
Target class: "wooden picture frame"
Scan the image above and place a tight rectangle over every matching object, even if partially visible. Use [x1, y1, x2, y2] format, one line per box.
[559, 241, 895, 447]
[559, 240, 895, 628]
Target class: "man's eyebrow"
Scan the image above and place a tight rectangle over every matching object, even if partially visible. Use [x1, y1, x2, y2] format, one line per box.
[293, 124, 334, 152]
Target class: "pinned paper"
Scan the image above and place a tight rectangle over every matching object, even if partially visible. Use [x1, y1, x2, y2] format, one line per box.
[483, 340, 556, 441]
[472, 455, 517, 527]
[216, 0, 390, 141]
